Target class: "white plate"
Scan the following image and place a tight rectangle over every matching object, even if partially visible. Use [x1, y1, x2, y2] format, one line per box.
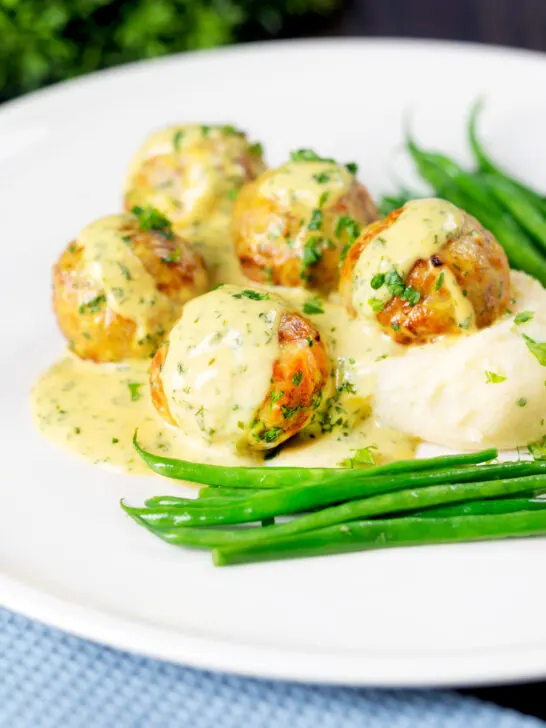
[3, 38, 546, 687]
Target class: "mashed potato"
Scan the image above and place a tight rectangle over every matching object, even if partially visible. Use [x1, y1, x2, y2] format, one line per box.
[374, 271, 546, 450]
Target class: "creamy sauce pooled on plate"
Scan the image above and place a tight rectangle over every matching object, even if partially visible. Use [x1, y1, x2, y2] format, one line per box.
[32, 180, 546, 475]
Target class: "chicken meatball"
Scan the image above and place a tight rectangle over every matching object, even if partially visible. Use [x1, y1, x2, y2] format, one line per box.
[232, 153, 378, 292]
[150, 284, 330, 451]
[339, 198, 510, 344]
[124, 124, 266, 231]
[53, 208, 208, 362]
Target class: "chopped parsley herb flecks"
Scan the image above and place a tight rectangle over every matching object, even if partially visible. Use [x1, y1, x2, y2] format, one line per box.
[435, 271, 445, 291]
[303, 297, 324, 315]
[118, 263, 132, 280]
[335, 215, 361, 243]
[370, 273, 385, 290]
[131, 205, 174, 239]
[290, 149, 335, 164]
[201, 125, 211, 136]
[292, 371, 303, 386]
[249, 141, 264, 157]
[318, 191, 330, 208]
[517, 397, 528, 407]
[368, 297, 385, 313]
[78, 293, 106, 315]
[514, 311, 534, 325]
[281, 405, 302, 419]
[528, 436, 546, 460]
[270, 390, 284, 406]
[308, 208, 323, 231]
[459, 315, 472, 330]
[485, 370, 507, 384]
[112, 437, 119, 444]
[257, 426, 284, 444]
[222, 124, 239, 136]
[161, 248, 181, 264]
[339, 445, 377, 468]
[128, 382, 142, 401]
[391, 322, 400, 331]
[173, 129, 184, 150]
[301, 236, 323, 274]
[313, 172, 331, 184]
[232, 289, 270, 301]
[345, 162, 358, 175]
[522, 334, 546, 366]
[402, 286, 421, 306]
[227, 188, 238, 201]
[384, 268, 405, 297]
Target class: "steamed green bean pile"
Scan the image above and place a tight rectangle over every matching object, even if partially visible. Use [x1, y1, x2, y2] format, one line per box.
[379, 102, 546, 286]
[122, 438, 546, 566]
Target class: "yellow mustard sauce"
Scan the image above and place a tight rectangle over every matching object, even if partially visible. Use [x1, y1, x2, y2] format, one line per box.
[160, 284, 285, 446]
[79, 215, 177, 343]
[35, 180, 488, 474]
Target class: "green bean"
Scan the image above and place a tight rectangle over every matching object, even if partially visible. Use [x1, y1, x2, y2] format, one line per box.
[414, 495, 546, 519]
[378, 191, 415, 217]
[197, 487, 265, 500]
[212, 510, 546, 566]
[407, 139, 546, 284]
[468, 100, 546, 214]
[145, 495, 238, 509]
[133, 432, 336, 488]
[129, 472, 545, 549]
[134, 431, 496, 488]
[122, 460, 546, 530]
[483, 173, 546, 253]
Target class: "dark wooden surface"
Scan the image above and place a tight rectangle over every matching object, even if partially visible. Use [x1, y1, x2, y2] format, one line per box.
[332, 0, 546, 51]
[313, 0, 546, 720]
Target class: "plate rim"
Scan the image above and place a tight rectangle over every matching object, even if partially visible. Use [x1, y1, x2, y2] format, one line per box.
[4, 36, 546, 687]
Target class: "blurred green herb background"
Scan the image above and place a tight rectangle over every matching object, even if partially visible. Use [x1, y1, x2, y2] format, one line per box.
[0, 0, 336, 101]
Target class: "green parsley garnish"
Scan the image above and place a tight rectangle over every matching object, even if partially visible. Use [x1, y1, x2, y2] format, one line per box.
[318, 191, 330, 208]
[522, 334, 546, 366]
[232, 290, 270, 301]
[301, 236, 323, 274]
[227, 188, 238, 201]
[292, 371, 303, 386]
[173, 129, 184, 151]
[161, 248, 181, 264]
[128, 382, 142, 402]
[201, 125, 211, 136]
[384, 268, 405, 297]
[402, 287, 421, 306]
[222, 124, 239, 136]
[459, 316, 472, 330]
[391, 322, 400, 331]
[290, 149, 335, 163]
[528, 436, 546, 460]
[485, 371, 506, 384]
[308, 208, 323, 231]
[249, 141, 264, 156]
[517, 397, 528, 407]
[345, 162, 358, 175]
[270, 390, 284, 406]
[339, 446, 377, 468]
[435, 271, 445, 291]
[257, 427, 284, 444]
[515, 311, 534, 325]
[131, 205, 174, 239]
[313, 172, 331, 184]
[370, 273, 385, 290]
[368, 297, 385, 313]
[78, 293, 106, 315]
[303, 297, 324, 315]
[335, 216, 361, 242]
